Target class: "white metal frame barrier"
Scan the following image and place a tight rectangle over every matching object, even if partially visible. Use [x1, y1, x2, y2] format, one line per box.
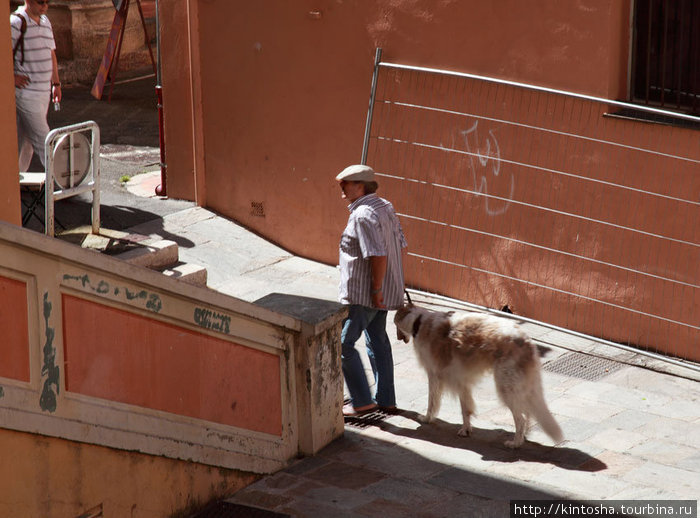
[361, 49, 699, 373]
[45, 121, 101, 237]
[19, 121, 101, 237]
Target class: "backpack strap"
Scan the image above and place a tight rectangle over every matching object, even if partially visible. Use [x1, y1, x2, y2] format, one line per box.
[11, 13, 27, 65]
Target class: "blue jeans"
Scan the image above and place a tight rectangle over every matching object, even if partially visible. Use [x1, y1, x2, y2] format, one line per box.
[341, 305, 396, 408]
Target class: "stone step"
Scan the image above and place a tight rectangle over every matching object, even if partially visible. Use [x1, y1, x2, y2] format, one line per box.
[59, 227, 209, 287]
[113, 239, 178, 270]
[159, 262, 208, 287]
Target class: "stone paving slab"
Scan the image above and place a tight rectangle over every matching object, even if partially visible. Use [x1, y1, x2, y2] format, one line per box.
[533, 466, 630, 500]
[622, 461, 700, 499]
[601, 409, 660, 432]
[301, 461, 388, 490]
[425, 494, 511, 518]
[427, 467, 560, 500]
[628, 439, 700, 468]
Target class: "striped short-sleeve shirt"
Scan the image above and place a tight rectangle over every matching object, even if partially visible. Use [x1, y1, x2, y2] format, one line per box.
[339, 194, 408, 310]
[11, 8, 56, 99]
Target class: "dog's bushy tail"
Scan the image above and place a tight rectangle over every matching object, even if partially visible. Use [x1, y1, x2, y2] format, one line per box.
[530, 395, 563, 443]
[529, 370, 563, 443]
[529, 392, 563, 443]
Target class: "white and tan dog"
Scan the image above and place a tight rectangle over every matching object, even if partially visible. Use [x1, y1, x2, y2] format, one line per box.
[394, 304, 563, 448]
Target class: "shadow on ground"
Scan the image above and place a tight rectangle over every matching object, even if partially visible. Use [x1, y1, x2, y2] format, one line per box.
[21, 193, 194, 250]
[367, 410, 607, 472]
[229, 428, 597, 518]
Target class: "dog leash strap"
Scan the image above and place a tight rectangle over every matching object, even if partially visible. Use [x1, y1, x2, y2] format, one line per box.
[404, 289, 412, 304]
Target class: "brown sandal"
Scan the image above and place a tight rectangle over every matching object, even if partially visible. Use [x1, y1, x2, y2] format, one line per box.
[342, 403, 378, 417]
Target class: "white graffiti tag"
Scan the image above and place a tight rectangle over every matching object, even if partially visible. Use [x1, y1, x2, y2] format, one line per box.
[460, 121, 514, 216]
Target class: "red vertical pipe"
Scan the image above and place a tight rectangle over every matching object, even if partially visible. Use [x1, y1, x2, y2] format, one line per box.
[155, 84, 167, 196]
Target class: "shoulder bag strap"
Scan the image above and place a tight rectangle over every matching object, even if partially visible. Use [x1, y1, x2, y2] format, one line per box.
[11, 13, 27, 65]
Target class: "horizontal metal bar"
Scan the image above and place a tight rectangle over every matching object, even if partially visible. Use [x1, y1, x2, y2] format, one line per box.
[407, 252, 699, 330]
[405, 288, 700, 374]
[379, 61, 700, 124]
[378, 168, 699, 248]
[46, 120, 100, 146]
[399, 212, 699, 289]
[376, 134, 698, 206]
[53, 182, 97, 200]
[376, 100, 700, 165]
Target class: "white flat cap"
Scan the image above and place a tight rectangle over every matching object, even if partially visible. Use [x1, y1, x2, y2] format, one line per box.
[335, 164, 375, 182]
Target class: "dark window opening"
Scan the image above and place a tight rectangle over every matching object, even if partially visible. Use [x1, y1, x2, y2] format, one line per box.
[631, 0, 699, 115]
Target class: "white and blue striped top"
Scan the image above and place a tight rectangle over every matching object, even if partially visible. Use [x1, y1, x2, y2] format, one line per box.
[11, 8, 56, 100]
[339, 194, 408, 310]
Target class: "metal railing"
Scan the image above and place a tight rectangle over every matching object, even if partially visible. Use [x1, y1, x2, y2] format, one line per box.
[362, 50, 700, 368]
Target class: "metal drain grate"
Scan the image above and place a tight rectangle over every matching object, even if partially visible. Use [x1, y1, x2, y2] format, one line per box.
[543, 352, 624, 381]
[342, 399, 391, 428]
[191, 501, 290, 518]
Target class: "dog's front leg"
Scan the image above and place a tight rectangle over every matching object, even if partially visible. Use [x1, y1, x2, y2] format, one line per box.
[457, 388, 475, 437]
[418, 374, 442, 423]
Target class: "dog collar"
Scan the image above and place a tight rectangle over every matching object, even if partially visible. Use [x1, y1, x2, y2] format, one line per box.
[412, 314, 422, 337]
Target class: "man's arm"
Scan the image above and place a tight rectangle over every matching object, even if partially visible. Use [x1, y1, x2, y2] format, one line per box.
[50, 50, 61, 102]
[369, 255, 387, 309]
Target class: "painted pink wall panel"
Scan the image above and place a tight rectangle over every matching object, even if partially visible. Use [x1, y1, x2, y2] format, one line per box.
[0, 276, 30, 382]
[62, 295, 282, 436]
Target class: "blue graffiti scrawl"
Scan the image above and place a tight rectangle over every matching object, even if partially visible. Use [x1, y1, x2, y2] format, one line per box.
[63, 273, 162, 313]
[40, 293, 60, 412]
[194, 307, 231, 334]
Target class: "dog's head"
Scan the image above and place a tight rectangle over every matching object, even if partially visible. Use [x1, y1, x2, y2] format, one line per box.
[393, 304, 422, 343]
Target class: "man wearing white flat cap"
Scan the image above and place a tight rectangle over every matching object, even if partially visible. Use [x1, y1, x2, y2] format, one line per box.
[336, 164, 407, 416]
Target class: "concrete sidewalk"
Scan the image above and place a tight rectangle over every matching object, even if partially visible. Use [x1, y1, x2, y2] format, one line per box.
[122, 202, 700, 518]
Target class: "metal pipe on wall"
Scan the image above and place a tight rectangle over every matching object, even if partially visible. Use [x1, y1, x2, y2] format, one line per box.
[154, 0, 167, 196]
[361, 48, 383, 165]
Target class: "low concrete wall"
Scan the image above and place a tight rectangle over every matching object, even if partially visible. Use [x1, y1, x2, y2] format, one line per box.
[0, 222, 345, 517]
[256, 293, 346, 455]
[0, 429, 259, 518]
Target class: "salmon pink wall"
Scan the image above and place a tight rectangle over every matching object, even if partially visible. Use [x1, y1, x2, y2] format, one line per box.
[0, 429, 257, 518]
[0, 275, 30, 382]
[159, 2, 699, 358]
[161, 0, 633, 265]
[62, 294, 282, 435]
